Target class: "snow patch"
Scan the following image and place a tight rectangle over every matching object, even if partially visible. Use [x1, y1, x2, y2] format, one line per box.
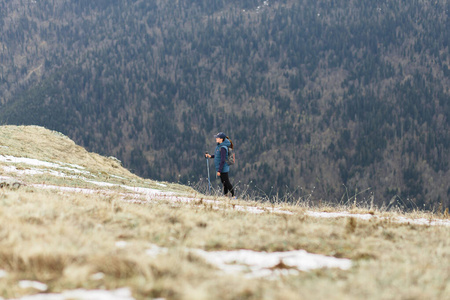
[11, 288, 135, 300]
[394, 216, 450, 226]
[89, 272, 105, 280]
[18, 280, 48, 291]
[307, 211, 373, 220]
[145, 244, 351, 278]
[121, 185, 171, 195]
[84, 179, 117, 187]
[306, 210, 450, 227]
[56, 161, 86, 170]
[2, 165, 81, 180]
[0, 175, 15, 181]
[115, 241, 128, 248]
[0, 155, 89, 175]
[193, 249, 352, 278]
[0, 269, 7, 278]
[30, 184, 104, 195]
[0, 155, 60, 168]
[234, 205, 293, 215]
[146, 244, 168, 256]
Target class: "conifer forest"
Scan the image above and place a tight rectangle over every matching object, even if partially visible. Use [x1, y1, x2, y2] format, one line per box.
[0, 0, 449, 209]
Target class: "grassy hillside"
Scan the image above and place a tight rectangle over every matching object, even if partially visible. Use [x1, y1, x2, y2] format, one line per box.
[0, 126, 449, 300]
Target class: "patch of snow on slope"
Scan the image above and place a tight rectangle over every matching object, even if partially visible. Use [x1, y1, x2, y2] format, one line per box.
[394, 216, 450, 226]
[306, 211, 373, 220]
[0, 155, 60, 168]
[84, 179, 117, 187]
[194, 249, 352, 278]
[234, 205, 293, 215]
[18, 281, 48, 291]
[144, 244, 351, 278]
[0, 175, 15, 181]
[56, 161, 86, 170]
[9, 288, 135, 300]
[115, 241, 128, 248]
[2, 165, 81, 180]
[306, 210, 450, 226]
[0, 269, 7, 278]
[121, 185, 173, 195]
[0, 155, 89, 174]
[146, 244, 169, 256]
[83, 180, 172, 196]
[30, 184, 105, 195]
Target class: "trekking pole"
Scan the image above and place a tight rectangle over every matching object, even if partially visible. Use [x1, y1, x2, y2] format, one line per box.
[205, 152, 212, 194]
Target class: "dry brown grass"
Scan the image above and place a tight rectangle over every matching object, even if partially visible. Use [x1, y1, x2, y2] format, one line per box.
[0, 126, 126, 175]
[1, 187, 449, 300]
[0, 125, 192, 194]
[1, 126, 449, 300]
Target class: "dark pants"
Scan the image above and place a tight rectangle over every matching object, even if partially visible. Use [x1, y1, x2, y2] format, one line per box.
[219, 172, 234, 196]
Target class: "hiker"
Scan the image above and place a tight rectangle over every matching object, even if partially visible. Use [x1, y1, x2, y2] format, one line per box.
[205, 132, 235, 197]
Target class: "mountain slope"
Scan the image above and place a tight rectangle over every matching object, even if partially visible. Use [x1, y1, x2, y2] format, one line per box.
[0, 0, 449, 208]
[0, 125, 193, 196]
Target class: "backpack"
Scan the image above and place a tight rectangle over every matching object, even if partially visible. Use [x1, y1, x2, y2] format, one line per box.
[226, 136, 235, 165]
[226, 147, 235, 165]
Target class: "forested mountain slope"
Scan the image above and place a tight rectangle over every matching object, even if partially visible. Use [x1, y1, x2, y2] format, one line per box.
[0, 0, 449, 208]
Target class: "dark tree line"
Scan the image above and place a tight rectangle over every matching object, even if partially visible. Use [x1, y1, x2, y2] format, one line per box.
[0, 0, 449, 209]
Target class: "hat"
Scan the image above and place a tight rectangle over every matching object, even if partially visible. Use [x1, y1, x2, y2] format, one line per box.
[214, 132, 227, 139]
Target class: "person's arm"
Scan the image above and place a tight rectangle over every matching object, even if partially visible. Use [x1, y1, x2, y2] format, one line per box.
[218, 147, 227, 174]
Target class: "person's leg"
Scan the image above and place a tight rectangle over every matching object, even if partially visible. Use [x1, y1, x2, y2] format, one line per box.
[220, 173, 229, 195]
[220, 173, 234, 196]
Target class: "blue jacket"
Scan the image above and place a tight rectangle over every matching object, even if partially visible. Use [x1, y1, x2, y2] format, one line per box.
[214, 139, 231, 173]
